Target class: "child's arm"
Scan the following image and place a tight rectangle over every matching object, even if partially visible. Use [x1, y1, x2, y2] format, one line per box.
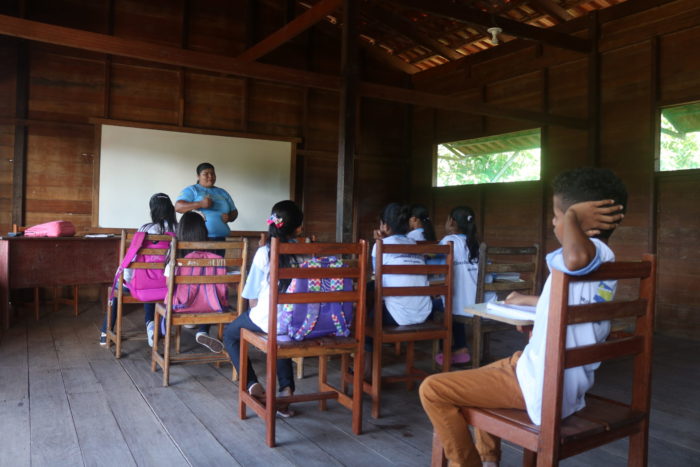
[504, 291, 539, 306]
[561, 200, 623, 271]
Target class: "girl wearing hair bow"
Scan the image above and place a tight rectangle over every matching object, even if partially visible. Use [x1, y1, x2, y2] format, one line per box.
[435, 206, 481, 366]
[223, 200, 303, 417]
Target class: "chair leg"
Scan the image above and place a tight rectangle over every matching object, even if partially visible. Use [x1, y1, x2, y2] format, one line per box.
[340, 354, 350, 394]
[394, 342, 401, 355]
[265, 355, 278, 447]
[162, 319, 172, 386]
[52, 287, 59, 314]
[151, 314, 160, 373]
[351, 349, 363, 435]
[371, 339, 383, 419]
[628, 428, 648, 466]
[523, 448, 537, 467]
[175, 325, 182, 354]
[405, 341, 415, 391]
[471, 316, 482, 368]
[430, 431, 448, 467]
[432, 339, 439, 371]
[115, 301, 123, 359]
[239, 340, 249, 420]
[294, 356, 304, 379]
[318, 355, 328, 411]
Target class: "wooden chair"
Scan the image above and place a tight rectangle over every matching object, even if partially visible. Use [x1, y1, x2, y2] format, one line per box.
[239, 238, 368, 447]
[432, 254, 656, 466]
[11, 224, 80, 319]
[461, 243, 540, 368]
[105, 230, 174, 358]
[364, 239, 454, 419]
[151, 237, 248, 386]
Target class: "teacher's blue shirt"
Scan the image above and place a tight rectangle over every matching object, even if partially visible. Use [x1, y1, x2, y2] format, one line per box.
[177, 184, 236, 238]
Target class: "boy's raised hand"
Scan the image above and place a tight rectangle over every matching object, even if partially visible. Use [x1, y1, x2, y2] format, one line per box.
[568, 200, 624, 237]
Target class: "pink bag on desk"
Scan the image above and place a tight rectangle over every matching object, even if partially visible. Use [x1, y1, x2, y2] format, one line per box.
[24, 220, 76, 237]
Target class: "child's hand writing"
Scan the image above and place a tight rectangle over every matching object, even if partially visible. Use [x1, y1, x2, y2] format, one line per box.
[567, 200, 624, 237]
[504, 291, 539, 307]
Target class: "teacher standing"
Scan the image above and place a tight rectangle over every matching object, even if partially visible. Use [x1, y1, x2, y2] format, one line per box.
[175, 162, 238, 240]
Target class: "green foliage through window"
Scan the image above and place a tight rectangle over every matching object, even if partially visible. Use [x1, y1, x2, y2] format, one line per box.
[436, 129, 541, 187]
[659, 103, 700, 172]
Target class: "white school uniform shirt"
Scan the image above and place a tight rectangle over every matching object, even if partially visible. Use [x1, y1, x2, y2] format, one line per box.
[516, 238, 615, 425]
[439, 234, 478, 317]
[242, 245, 274, 333]
[407, 228, 425, 242]
[372, 235, 432, 325]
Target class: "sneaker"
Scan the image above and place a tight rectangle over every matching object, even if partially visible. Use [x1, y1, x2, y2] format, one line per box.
[277, 386, 295, 418]
[99, 332, 107, 347]
[248, 382, 265, 399]
[146, 321, 155, 348]
[435, 351, 471, 366]
[195, 332, 224, 353]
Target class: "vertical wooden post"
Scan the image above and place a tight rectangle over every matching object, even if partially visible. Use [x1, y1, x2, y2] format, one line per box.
[539, 67, 550, 289]
[336, 0, 358, 242]
[588, 10, 600, 166]
[11, 39, 29, 227]
[648, 36, 660, 255]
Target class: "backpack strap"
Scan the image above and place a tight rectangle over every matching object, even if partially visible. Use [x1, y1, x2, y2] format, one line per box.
[108, 232, 147, 304]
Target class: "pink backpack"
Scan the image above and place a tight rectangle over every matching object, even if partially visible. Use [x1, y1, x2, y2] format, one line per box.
[109, 231, 174, 304]
[172, 251, 229, 313]
[24, 220, 75, 237]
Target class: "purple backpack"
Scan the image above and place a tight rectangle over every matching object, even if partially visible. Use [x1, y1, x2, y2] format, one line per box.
[109, 231, 174, 304]
[278, 256, 353, 341]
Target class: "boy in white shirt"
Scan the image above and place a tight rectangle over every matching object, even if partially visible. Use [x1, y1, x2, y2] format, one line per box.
[419, 168, 627, 467]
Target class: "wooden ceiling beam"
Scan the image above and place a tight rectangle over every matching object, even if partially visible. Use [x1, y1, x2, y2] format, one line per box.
[0, 14, 585, 128]
[237, 0, 342, 62]
[394, 0, 590, 53]
[363, 1, 463, 61]
[528, 0, 574, 23]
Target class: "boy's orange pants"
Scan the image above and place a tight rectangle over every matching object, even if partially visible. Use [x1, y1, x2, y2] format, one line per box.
[419, 352, 526, 467]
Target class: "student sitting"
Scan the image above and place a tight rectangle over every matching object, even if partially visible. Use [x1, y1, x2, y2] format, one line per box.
[223, 200, 303, 418]
[407, 203, 437, 242]
[100, 193, 177, 347]
[434, 206, 481, 366]
[419, 167, 626, 467]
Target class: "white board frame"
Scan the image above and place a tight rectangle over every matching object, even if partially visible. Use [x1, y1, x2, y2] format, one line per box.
[93, 121, 298, 233]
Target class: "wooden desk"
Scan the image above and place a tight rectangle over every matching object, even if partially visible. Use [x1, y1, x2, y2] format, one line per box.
[455, 303, 534, 368]
[0, 237, 119, 333]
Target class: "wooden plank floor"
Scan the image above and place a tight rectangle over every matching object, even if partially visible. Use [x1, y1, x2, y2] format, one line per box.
[0, 301, 698, 467]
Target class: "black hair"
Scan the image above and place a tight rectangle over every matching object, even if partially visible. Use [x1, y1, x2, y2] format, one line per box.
[552, 167, 627, 240]
[196, 162, 215, 175]
[380, 202, 411, 236]
[449, 206, 480, 263]
[409, 204, 436, 241]
[149, 193, 176, 233]
[267, 200, 304, 292]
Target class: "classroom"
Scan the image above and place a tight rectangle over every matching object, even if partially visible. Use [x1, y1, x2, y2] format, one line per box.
[0, 0, 699, 466]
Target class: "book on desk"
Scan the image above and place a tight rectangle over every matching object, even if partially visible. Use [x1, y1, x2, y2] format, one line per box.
[485, 302, 536, 322]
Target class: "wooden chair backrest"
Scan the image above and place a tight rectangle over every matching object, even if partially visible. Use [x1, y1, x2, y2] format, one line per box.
[539, 254, 656, 462]
[164, 238, 249, 314]
[374, 239, 454, 329]
[475, 243, 540, 302]
[266, 238, 369, 348]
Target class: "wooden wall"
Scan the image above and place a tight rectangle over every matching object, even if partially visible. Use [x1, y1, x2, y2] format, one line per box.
[410, 0, 700, 339]
[0, 0, 409, 245]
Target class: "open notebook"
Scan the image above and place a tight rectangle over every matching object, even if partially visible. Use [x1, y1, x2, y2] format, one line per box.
[486, 302, 536, 322]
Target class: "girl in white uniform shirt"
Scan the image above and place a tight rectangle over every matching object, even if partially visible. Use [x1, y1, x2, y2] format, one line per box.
[407, 204, 437, 242]
[435, 206, 480, 366]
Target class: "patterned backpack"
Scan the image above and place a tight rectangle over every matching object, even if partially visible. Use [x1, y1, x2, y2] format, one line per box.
[278, 256, 353, 341]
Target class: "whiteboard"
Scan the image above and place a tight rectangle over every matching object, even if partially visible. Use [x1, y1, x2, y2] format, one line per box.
[99, 124, 293, 231]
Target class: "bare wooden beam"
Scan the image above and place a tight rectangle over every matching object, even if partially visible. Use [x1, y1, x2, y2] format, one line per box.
[0, 14, 585, 128]
[529, 0, 574, 22]
[359, 82, 588, 129]
[395, 0, 590, 53]
[336, 0, 358, 243]
[11, 39, 28, 227]
[238, 0, 342, 62]
[363, 2, 463, 61]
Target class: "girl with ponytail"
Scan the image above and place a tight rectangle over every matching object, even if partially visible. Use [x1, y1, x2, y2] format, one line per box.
[435, 206, 480, 366]
[223, 200, 304, 417]
[407, 204, 437, 242]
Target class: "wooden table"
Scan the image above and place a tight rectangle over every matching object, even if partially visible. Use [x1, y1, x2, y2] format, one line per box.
[454, 303, 535, 368]
[0, 236, 120, 334]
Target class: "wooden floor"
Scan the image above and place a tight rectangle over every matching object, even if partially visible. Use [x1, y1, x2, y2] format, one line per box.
[0, 301, 698, 467]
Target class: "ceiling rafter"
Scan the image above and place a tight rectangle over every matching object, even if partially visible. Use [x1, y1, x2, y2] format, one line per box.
[393, 0, 590, 53]
[0, 14, 586, 128]
[237, 0, 342, 62]
[361, 1, 463, 61]
[528, 0, 574, 22]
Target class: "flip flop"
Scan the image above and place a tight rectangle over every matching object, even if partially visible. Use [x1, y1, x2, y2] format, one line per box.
[435, 351, 471, 366]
